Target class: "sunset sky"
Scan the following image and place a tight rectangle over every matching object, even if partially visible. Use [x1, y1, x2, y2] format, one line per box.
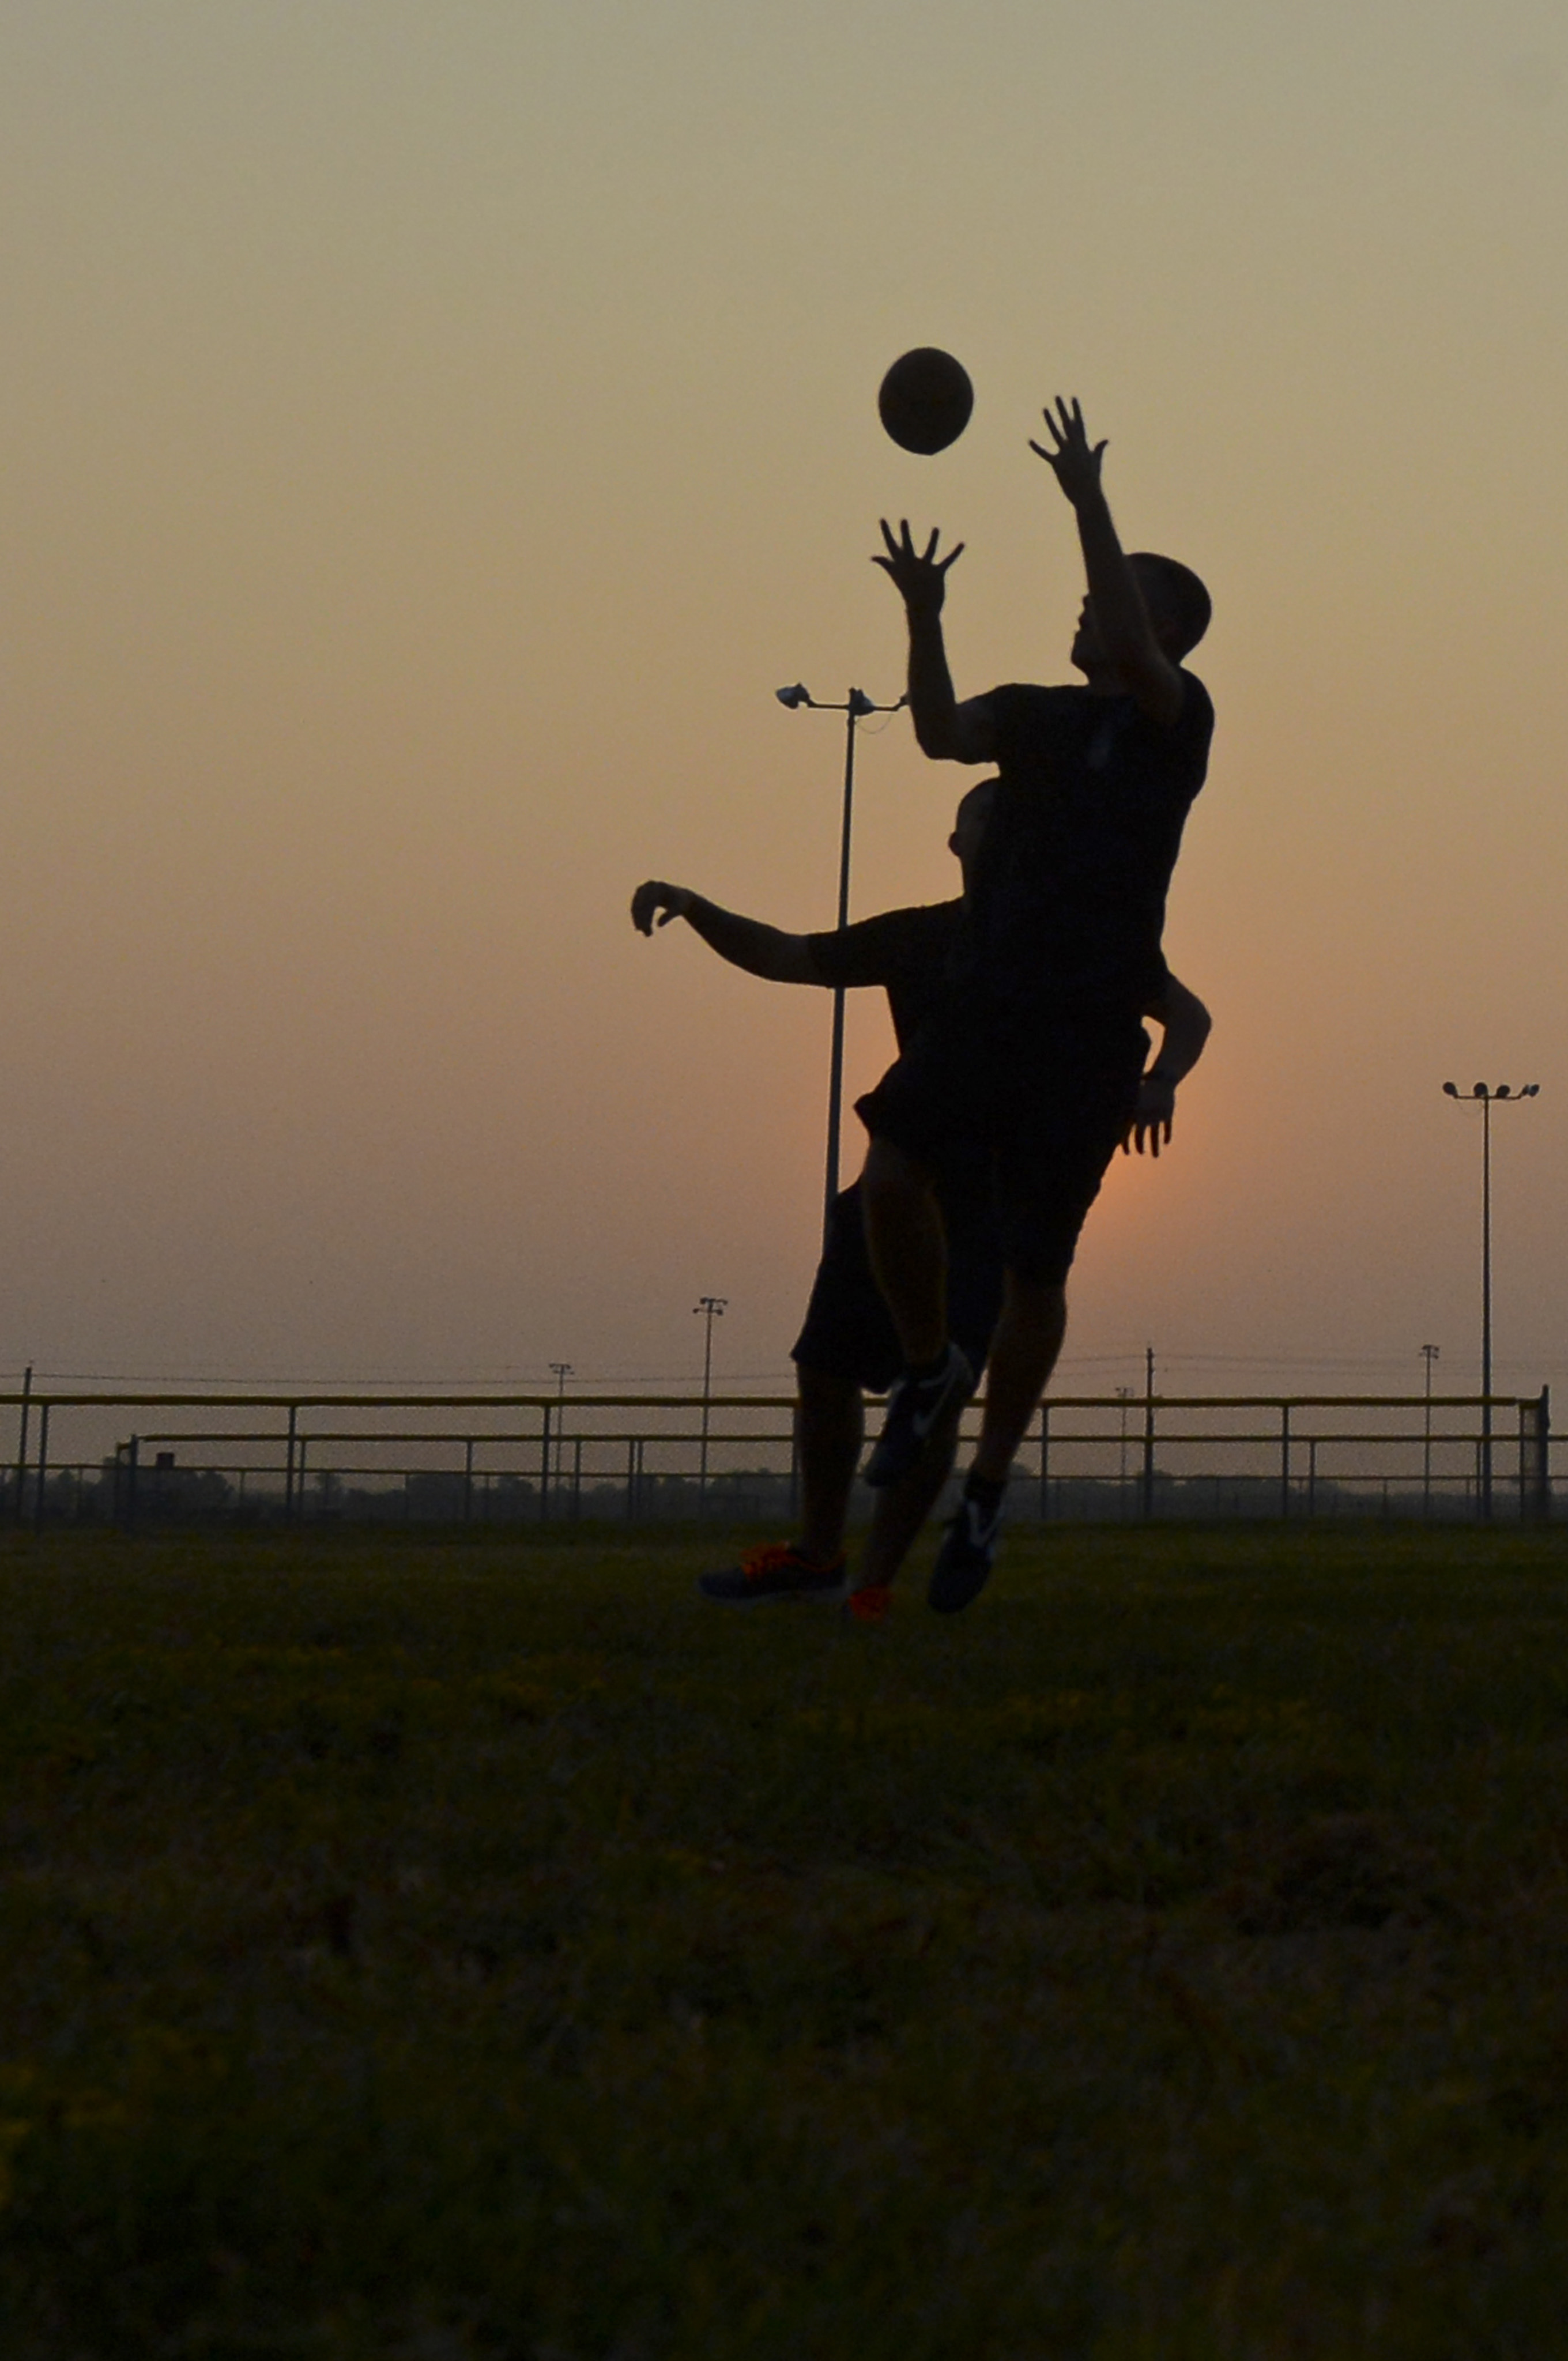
[2, 0, 1566, 1400]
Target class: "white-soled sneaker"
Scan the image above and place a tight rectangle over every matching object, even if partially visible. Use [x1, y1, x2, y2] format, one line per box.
[928, 1487, 1004, 1614]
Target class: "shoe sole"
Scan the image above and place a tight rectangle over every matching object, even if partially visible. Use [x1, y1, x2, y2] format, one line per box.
[926, 1560, 994, 1614]
[926, 1513, 1001, 1613]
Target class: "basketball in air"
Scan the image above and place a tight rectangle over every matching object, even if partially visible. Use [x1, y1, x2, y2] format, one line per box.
[876, 348, 974, 455]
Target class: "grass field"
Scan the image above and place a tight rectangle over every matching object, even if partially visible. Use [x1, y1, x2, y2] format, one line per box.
[3, 1522, 1568, 2358]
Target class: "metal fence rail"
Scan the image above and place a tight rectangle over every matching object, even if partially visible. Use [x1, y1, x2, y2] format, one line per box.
[0, 1384, 1555, 1529]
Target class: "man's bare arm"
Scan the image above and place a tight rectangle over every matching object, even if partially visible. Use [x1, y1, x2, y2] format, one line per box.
[630, 882, 816, 983]
[1032, 399, 1185, 728]
[872, 519, 996, 763]
[1124, 974, 1212, 1157]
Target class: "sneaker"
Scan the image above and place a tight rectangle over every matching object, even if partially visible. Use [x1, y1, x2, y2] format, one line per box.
[698, 1541, 847, 1606]
[864, 1343, 974, 1489]
[928, 1488, 1004, 1615]
[846, 1583, 892, 1624]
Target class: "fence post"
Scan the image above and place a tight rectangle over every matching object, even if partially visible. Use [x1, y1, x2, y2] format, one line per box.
[572, 1437, 583, 1521]
[126, 1436, 140, 1535]
[1038, 1402, 1051, 1523]
[1141, 1352, 1156, 1519]
[1520, 1386, 1551, 1525]
[33, 1402, 50, 1536]
[463, 1438, 475, 1526]
[284, 1405, 299, 1522]
[13, 1364, 32, 1525]
[539, 1402, 552, 1522]
[1280, 1404, 1291, 1521]
[1542, 1385, 1553, 1524]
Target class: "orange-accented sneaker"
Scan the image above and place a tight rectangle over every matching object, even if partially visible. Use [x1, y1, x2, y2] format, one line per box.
[847, 1584, 892, 1624]
[697, 1541, 848, 1606]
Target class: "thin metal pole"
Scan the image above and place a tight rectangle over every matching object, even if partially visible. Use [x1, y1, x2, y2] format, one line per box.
[694, 1298, 726, 1505]
[285, 1405, 299, 1522]
[14, 1364, 32, 1524]
[33, 1402, 50, 1535]
[701, 1316, 713, 1501]
[1280, 1404, 1291, 1521]
[822, 699, 858, 1247]
[1141, 1347, 1156, 1519]
[463, 1437, 474, 1525]
[1480, 1095, 1494, 1520]
[1421, 1345, 1439, 1517]
[540, 1402, 552, 1521]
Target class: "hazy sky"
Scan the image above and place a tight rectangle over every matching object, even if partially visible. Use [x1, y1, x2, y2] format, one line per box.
[2, 0, 1566, 1397]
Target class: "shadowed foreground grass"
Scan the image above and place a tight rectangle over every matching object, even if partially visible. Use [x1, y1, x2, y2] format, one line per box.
[2, 1522, 1568, 2357]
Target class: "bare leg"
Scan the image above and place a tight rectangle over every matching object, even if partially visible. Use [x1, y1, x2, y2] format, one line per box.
[795, 1367, 864, 1562]
[857, 1397, 966, 1587]
[970, 1276, 1067, 1484]
[860, 1138, 949, 1366]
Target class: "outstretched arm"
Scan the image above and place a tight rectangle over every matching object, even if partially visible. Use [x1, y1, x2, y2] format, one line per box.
[630, 882, 816, 983]
[1123, 974, 1212, 1157]
[872, 519, 996, 763]
[1032, 399, 1185, 728]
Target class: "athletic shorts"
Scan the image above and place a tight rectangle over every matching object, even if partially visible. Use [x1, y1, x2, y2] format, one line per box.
[791, 1179, 1004, 1395]
[854, 998, 1147, 1287]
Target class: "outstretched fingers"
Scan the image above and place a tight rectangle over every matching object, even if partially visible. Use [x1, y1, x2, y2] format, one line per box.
[871, 517, 964, 587]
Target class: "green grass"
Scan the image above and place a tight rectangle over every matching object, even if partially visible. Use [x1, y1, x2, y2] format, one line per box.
[3, 1522, 1568, 2357]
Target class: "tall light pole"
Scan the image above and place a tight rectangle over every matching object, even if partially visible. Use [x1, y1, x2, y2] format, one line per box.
[693, 1296, 727, 1504]
[1420, 1343, 1439, 1518]
[1442, 1082, 1540, 1520]
[776, 683, 907, 1247]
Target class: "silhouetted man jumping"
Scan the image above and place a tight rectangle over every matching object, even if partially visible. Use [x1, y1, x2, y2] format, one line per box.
[859, 395, 1215, 1611]
[633, 775, 1211, 1616]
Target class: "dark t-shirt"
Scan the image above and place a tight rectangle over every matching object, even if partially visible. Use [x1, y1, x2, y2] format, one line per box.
[960, 670, 1213, 1020]
[805, 899, 962, 1050]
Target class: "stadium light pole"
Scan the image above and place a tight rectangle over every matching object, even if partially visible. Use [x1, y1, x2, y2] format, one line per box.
[1442, 1082, 1540, 1521]
[775, 683, 907, 1247]
[693, 1296, 727, 1505]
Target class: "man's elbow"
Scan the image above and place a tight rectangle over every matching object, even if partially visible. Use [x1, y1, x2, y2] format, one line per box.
[912, 714, 958, 760]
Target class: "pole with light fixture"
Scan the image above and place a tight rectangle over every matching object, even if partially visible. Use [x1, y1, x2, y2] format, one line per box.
[1441, 1081, 1539, 1519]
[775, 682, 907, 1247]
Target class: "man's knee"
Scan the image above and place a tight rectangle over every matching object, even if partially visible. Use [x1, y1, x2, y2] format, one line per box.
[796, 1364, 860, 1419]
[1003, 1274, 1068, 1334]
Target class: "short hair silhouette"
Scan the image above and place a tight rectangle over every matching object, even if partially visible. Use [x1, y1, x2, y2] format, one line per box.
[1130, 553, 1211, 658]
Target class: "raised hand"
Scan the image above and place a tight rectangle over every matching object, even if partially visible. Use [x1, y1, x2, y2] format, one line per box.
[631, 880, 694, 936]
[872, 518, 964, 614]
[1029, 397, 1107, 509]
